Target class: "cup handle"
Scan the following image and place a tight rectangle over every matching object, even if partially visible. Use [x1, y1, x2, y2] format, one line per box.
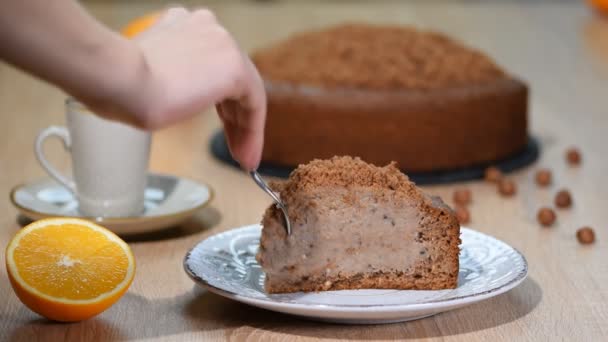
[35, 126, 76, 193]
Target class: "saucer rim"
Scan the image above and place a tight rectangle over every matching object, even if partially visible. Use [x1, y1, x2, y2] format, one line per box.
[9, 173, 214, 224]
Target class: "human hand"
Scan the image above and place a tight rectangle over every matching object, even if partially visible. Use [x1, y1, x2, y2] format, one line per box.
[131, 7, 266, 170]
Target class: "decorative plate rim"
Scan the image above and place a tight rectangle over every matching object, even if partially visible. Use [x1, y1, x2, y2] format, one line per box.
[183, 225, 528, 311]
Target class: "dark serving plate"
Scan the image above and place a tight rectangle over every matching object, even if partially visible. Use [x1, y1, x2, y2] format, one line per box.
[210, 130, 539, 185]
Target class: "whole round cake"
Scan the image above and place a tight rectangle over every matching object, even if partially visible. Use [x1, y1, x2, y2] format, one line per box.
[252, 24, 528, 173]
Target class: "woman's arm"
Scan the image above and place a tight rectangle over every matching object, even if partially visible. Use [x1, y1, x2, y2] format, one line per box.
[0, 2, 266, 170]
[0, 0, 144, 119]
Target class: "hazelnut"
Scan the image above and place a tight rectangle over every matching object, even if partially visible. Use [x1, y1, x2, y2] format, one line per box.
[484, 167, 503, 183]
[455, 206, 470, 224]
[537, 207, 556, 227]
[498, 179, 517, 196]
[576, 227, 595, 244]
[453, 188, 472, 205]
[555, 190, 572, 208]
[566, 148, 582, 166]
[535, 169, 552, 187]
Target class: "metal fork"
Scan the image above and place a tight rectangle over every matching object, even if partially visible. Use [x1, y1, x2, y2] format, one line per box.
[250, 170, 292, 235]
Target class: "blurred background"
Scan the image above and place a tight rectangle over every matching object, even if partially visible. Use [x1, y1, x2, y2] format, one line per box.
[79, 0, 607, 141]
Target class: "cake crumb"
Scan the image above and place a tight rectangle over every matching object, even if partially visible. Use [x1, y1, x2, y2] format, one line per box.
[282, 156, 419, 197]
[253, 23, 506, 91]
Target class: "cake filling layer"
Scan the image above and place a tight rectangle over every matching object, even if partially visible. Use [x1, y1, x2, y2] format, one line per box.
[261, 188, 430, 284]
[257, 156, 461, 293]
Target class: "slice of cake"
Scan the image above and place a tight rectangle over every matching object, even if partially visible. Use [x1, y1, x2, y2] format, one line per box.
[256, 156, 461, 293]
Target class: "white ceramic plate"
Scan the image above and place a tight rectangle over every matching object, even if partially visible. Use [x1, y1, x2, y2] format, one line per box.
[10, 173, 213, 235]
[184, 225, 527, 324]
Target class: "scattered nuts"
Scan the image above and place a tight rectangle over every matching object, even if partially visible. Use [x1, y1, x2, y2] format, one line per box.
[484, 167, 503, 183]
[555, 189, 572, 208]
[537, 207, 556, 227]
[576, 227, 595, 244]
[453, 188, 472, 205]
[535, 169, 552, 187]
[455, 206, 470, 224]
[566, 147, 582, 166]
[498, 179, 517, 196]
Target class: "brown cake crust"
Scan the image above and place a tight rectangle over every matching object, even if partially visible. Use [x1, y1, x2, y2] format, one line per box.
[253, 24, 528, 173]
[280, 157, 418, 196]
[253, 23, 506, 91]
[265, 269, 458, 293]
[257, 157, 461, 293]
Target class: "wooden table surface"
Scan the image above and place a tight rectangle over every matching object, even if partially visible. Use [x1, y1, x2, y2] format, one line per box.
[2, 1, 607, 341]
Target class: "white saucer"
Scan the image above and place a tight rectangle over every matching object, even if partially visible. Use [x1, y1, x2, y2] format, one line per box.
[10, 173, 213, 235]
[184, 225, 528, 324]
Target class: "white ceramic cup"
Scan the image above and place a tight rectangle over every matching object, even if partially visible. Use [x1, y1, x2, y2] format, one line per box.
[35, 98, 151, 217]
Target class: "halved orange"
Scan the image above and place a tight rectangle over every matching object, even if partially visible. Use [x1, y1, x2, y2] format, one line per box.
[5, 218, 135, 322]
[121, 12, 161, 38]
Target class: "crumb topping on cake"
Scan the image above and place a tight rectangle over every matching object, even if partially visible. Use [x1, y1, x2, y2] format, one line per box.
[283, 156, 416, 194]
[253, 23, 506, 90]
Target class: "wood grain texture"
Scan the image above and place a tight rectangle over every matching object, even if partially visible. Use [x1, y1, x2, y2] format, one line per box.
[1, 1, 607, 341]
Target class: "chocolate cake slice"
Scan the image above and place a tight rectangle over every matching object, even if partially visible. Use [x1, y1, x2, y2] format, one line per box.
[256, 156, 460, 293]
